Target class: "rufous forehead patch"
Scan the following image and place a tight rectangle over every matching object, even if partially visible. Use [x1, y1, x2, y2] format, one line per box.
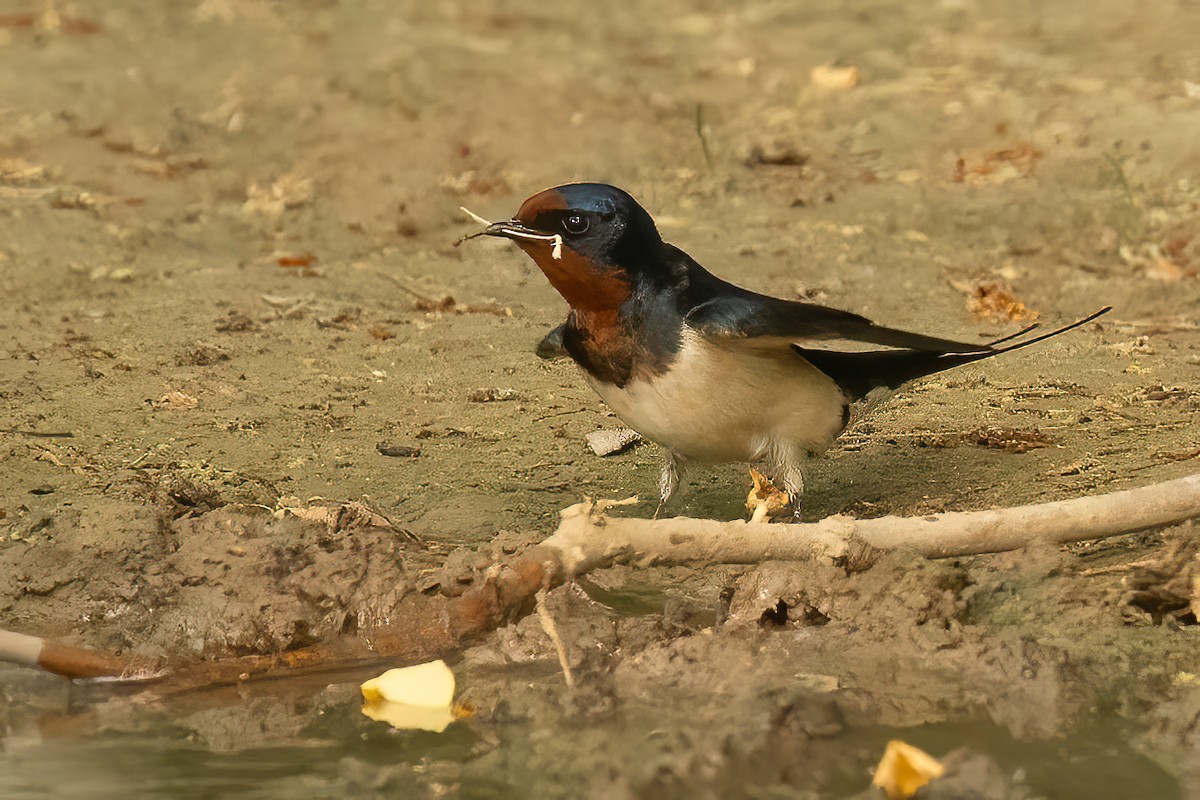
[515, 188, 568, 223]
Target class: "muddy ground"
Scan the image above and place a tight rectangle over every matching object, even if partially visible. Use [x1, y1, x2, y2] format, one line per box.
[1, 0, 1199, 797]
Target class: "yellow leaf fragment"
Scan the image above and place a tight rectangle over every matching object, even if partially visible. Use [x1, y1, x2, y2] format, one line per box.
[361, 660, 455, 706]
[360, 660, 458, 732]
[872, 739, 945, 800]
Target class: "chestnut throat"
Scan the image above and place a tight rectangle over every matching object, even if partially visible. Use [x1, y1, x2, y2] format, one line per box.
[519, 243, 682, 387]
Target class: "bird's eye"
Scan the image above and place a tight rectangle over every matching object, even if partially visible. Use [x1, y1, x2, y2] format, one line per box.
[562, 213, 589, 235]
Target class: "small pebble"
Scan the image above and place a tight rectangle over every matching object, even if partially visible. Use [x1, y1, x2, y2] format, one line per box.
[28, 484, 55, 495]
[376, 443, 421, 458]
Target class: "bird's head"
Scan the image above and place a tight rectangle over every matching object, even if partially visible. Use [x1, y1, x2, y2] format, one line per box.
[482, 183, 667, 311]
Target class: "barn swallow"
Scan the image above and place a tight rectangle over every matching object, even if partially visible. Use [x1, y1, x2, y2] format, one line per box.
[462, 183, 1109, 514]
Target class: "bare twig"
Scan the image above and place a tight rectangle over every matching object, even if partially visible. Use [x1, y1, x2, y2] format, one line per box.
[0, 629, 160, 681]
[535, 586, 575, 690]
[695, 103, 714, 170]
[541, 472, 1200, 569]
[0, 428, 75, 438]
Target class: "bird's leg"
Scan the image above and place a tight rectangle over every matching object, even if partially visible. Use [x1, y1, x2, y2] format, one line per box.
[655, 451, 687, 519]
[770, 446, 807, 520]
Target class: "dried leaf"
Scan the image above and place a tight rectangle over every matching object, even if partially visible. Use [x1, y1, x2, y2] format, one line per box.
[872, 740, 945, 800]
[274, 251, 317, 268]
[242, 174, 314, 218]
[952, 279, 1038, 322]
[746, 467, 792, 522]
[154, 391, 199, 410]
[367, 324, 396, 341]
[1143, 259, 1194, 283]
[954, 141, 1043, 184]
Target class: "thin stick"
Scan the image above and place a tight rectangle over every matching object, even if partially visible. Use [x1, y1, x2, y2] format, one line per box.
[460, 206, 491, 226]
[454, 206, 496, 246]
[0, 428, 75, 438]
[695, 103, 713, 170]
[371, 270, 440, 306]
[535, 586, 575, 690]
[0, 629, 157, 681]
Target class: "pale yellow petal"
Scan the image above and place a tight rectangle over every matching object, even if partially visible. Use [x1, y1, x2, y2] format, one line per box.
[360, 660, 455, 707]
[871, 739, 945, 800]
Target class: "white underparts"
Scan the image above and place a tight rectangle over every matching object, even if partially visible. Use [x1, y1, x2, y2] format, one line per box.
[584, 328, 847, 466]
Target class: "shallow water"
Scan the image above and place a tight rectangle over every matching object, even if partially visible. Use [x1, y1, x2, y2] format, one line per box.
[0, 667, 1181, 799]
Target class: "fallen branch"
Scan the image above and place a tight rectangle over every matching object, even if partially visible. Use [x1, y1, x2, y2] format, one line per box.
[543, 472, 1200, 567]
[3, 473, 1198, 690]
[0, 628, 144, 680]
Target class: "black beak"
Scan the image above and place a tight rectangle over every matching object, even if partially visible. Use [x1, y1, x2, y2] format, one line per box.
[482, 220, 559, 245]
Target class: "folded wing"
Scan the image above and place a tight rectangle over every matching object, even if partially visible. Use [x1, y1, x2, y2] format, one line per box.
[684, 283, 1108, 400]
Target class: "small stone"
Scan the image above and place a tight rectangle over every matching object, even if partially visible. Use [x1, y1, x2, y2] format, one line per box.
[215, 311, 257, 332]
[29, 484, 55, 495]
[177, 343, 230, 367]
[743, 137, 808, 167]
[376, 443, 421, 458]
[585, 428, 642, 456]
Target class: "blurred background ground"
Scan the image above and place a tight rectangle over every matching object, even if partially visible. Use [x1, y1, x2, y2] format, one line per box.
[1, 1, 1198, 797]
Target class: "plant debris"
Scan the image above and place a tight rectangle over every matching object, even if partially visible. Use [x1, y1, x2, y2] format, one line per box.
[968, 425, 1054, 453]
[951, 278, 1038, 322]
[154, 390, 199, 410]
[952, 141, 1043, 184]
[468, 388, 522, 403]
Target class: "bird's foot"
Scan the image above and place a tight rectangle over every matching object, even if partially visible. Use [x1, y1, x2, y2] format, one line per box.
[535, 323, 567, 359]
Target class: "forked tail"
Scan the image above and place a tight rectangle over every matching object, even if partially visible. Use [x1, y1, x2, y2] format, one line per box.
[794, 307, 1112, 401]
